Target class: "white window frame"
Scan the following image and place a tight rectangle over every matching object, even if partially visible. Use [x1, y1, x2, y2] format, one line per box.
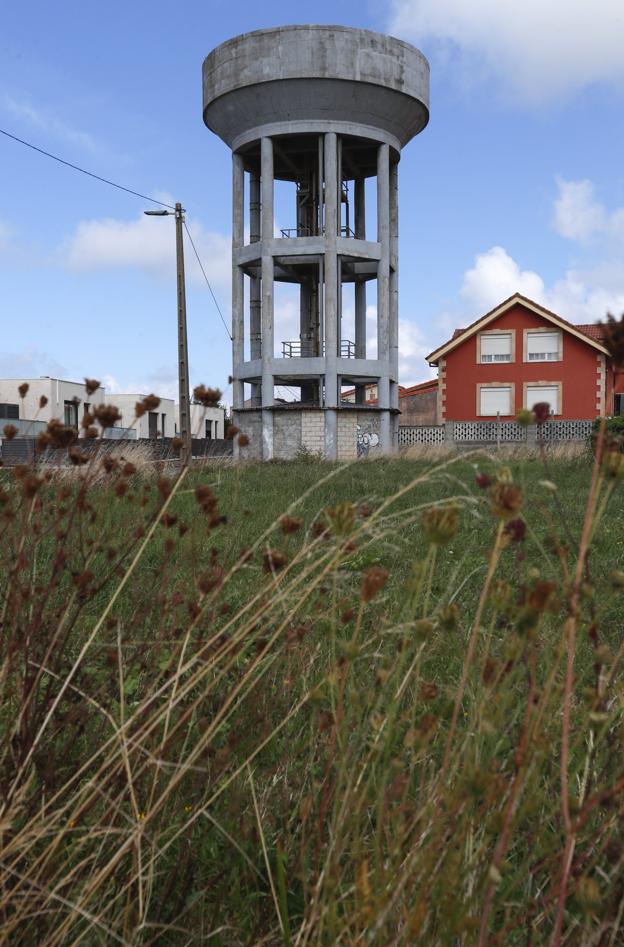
[524, 328, 562, 363]
[477, 383, 515, 417]
[477, 330, 515, 364]
[523, 382, 562, 416]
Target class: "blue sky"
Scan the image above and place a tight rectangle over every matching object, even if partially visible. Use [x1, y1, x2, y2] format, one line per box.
[1, 0, 623, 400]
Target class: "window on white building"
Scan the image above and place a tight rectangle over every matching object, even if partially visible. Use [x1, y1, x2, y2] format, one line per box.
[526, 331, 561, 361]
[525, 384, 559, 415]
[64, 399, 79, 428]
[205, 419, 213, 440]
[479, 385, 512, 416]
[479, 332, 513, 363]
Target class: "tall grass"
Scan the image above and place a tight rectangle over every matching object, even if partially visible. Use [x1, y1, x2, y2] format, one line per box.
[1, 391, 624, 945]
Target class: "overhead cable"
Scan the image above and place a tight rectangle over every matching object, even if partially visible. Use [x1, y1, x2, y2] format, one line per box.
[0, 126, 176, 210]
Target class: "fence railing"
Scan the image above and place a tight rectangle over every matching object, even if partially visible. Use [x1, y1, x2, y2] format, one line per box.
[398, 419, 593, 448]
[281, 339, 356, 358]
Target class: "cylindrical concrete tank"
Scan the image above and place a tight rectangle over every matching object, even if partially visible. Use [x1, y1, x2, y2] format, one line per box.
[203, 25, 429, 460]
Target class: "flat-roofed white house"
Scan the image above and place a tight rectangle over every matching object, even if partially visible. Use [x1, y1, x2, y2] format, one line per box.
[186, 403, 226, 440]
[109, 394, 176, 439]
[0, 376, 115, 436]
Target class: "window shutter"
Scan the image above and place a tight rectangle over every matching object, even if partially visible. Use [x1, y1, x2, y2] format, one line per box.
[527, 331, 560, 359]
[480, 333, 512, 360]
[526, 385, 559, 414]
[480, 386, 512, 416]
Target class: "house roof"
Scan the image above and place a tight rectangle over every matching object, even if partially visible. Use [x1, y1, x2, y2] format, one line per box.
[426, 293, 610, 363]
[400, 378, 438, 397]
[576, 323, 606, 342]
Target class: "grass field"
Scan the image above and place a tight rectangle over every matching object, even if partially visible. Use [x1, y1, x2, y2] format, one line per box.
[2, 443, 624, 944]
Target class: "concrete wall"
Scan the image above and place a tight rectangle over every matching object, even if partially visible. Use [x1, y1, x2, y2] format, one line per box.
[233, 407, 390, 460]
[400, 388, 438, 425]
[274, 412, 302, 459]
[234, 409, 263, 460]
[356, 410, 382, 457]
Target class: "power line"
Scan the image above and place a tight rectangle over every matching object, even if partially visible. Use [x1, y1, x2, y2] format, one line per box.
[182, 220, 232, 341]
[1, 124, 232, 343]
[0, 126, 176, 210]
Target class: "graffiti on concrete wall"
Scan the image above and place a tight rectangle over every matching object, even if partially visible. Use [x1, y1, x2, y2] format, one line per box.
[356, 423, 380, 457]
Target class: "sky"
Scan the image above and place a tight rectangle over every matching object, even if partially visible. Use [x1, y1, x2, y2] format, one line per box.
[1, 0, 623, 401]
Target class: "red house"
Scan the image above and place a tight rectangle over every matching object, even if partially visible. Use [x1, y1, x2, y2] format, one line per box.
[426, 294, 624, 423]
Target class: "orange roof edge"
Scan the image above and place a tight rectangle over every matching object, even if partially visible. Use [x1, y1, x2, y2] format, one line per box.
[426, 293, 610, 363]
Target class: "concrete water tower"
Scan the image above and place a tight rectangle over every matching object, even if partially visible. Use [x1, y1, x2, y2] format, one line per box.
[202, 26, 429, 459]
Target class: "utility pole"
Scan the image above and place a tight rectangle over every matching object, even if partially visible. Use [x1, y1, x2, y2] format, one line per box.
[145, 203, 192, 467]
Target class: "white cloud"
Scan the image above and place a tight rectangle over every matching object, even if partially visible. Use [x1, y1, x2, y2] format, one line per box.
[61, 209, 231, 290]
[388, 0, 624, 103]
[2, 94, 97, 151]
[458, 245, 624, 325]
[460, 246, 545, 312]
[553, 177, 624, 242]
[398, 319, 434, 385]
[102, 370, 179, 403]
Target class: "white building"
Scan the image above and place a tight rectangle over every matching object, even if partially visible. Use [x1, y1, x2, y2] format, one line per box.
[109, 394, 176, 439]
[186, 403, 226, 440]
[0, 376, 109, 434]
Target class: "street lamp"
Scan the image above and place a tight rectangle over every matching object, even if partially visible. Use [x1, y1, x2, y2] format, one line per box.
[144, 203, 192, 468]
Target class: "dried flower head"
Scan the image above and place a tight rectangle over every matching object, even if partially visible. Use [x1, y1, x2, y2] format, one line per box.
[36, 431, 51, 451]
[476, 472, 492, 490]
[47, 419, 78, 448]
[532, 402, 551, 424]
[84, 378, 101, 396]
[68, 447, 90, 466]
[94, 404, 121, 429]
[601, 312, 624, 368]
[490, 481, 523, 519]
[238, 434, 249, 448]
[18, 383, 29, 398]
[39, 395, 48, 409]
[422, 503, 460, 545]
[195, 484, 217, 513]
[280, 514, 303, 535]
[141, 394, 161, 412]
[193, 384, 222, 408]
[172, 436, 183, 450]
[263, 549, 288, 574]
[361, 565, 389, 602]
[504, 517, 526, 542]
[226, 426, 240, 439]
[3, 424, 18, 441]
[516, 408, 533, 428]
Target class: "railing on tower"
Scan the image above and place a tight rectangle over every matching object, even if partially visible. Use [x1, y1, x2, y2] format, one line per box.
[281, 339, 356, 358]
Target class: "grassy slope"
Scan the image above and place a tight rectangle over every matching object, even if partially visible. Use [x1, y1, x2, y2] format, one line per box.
[3, 450, 624, 944]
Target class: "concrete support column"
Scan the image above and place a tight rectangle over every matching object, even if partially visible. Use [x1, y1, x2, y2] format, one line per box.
[232, 152, 245, 409]
[389, 158, 399, 448]
[261, 136, 274, 458]
[249, 169, 262, 356]
[324, 131, 339, 459]
[354, 175, 367, 377]
[377, 143, 391, 452]
[354, 177, 366, 239]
